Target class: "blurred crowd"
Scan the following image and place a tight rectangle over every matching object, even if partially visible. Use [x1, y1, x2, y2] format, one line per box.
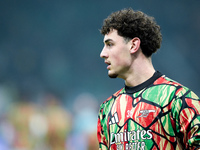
[0, 86, 99, 150]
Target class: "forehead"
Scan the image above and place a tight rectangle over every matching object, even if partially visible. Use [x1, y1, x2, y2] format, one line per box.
[103, 29, 123, 43]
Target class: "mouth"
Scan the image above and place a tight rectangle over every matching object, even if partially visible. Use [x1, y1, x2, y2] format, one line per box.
[105, 61, 111, 65]
[105, 61, 111, 70]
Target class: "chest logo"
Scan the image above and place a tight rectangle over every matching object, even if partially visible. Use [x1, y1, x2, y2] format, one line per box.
[137, 109, 156, 118]
[109, 112, 119, 125]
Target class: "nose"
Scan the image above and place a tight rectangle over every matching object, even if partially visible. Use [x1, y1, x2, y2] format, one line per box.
[100, 46, 108, 58]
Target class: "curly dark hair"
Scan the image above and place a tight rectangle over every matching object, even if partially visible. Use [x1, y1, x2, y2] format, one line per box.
[100, 8, 162, 57]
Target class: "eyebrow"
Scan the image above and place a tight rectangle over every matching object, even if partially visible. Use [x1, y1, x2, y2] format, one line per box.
[104, 39, 113, 44]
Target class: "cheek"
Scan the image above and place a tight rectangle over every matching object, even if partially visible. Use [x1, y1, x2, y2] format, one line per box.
[116, 52, 131, 64]
[111, 47, 131, 66]
[113, 55, 130, 68]
[112, 54, 122, 65]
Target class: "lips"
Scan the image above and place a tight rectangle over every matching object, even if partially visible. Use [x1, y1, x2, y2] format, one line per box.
[105, 61, 111, 65]
[105, 61, 111, 70]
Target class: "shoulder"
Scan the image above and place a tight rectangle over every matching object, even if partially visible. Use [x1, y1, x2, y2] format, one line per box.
[153, 74, 199, 100]
[154, 74, 183, 87]
[158, 75, 200, 110]
[154, 74, 188, 92]
[99, 88, 125, 111]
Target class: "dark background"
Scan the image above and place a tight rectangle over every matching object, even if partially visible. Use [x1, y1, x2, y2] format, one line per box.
[0, 1, 199, 149]
[0, 0, 199, 105]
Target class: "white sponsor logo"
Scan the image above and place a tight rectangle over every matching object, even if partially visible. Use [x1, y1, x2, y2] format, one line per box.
[127, 110, 134, 118]
[109, 112, 119, 125]
[110, 129, 153, 150]
[137, 109, 156, 118]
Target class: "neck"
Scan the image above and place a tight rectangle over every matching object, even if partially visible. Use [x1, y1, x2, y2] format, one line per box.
[123, 54, 155, 87]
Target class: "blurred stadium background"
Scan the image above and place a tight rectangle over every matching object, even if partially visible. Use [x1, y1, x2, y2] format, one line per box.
[0, 0, 199, 149]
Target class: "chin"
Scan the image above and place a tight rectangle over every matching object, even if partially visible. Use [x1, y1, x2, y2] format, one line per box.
[108, 73, 118, 78]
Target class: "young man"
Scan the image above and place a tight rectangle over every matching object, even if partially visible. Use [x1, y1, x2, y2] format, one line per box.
[97, 8, 200, 150]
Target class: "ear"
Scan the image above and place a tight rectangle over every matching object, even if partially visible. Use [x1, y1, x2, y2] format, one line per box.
[130, 37, 141, 54]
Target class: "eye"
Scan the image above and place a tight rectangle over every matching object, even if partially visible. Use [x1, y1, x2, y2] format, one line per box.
[107, 42, 113, 47]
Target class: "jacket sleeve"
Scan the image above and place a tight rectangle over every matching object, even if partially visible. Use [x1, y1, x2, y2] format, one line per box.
[172, 89, 200, 149]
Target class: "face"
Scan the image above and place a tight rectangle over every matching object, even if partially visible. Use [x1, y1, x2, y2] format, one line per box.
[100, 30, 132, 79]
